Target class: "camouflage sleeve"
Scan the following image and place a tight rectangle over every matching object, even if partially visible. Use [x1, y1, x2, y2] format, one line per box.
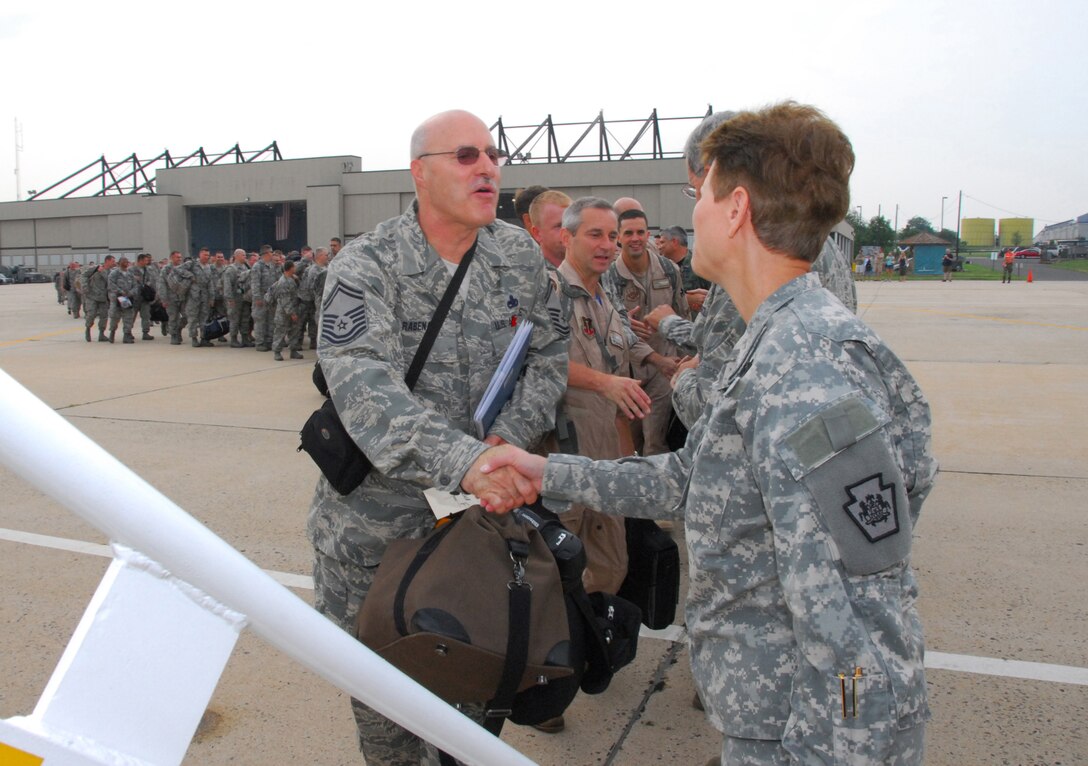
[318, 250, 487, 492]
[665, 258, 690, 321]
[221, 268, 233, 297]
[106, 270, 119, 301]
[671, 368, 705, 428]
[540, 450, 688, 520]
[814, 238, 857, 313]
[659, 314, 697, 354]
[487, 249, 569, 448]
[744, 355, 908, 743]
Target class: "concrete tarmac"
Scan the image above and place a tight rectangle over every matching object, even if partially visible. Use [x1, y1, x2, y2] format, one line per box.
[1, 280, 1085, 765]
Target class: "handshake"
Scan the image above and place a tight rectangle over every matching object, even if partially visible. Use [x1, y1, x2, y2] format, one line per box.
[460, 443, 548, 514]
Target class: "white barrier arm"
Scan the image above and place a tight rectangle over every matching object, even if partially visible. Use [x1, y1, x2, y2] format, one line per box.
[0, 368, 535, 766]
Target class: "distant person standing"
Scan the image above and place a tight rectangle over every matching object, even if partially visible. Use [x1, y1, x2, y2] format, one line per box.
[898, 250, 910, 282]
[941, 249, 954, 282]
[1002, 249, 1016, 283]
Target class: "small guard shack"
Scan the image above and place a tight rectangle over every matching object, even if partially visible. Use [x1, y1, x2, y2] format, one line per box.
[899, 232, 953, 276]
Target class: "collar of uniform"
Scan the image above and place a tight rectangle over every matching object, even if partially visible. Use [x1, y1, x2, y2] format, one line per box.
[612, 249, 660, 284]
[398, 199, 504, 278]
[748, 271, 819, 332]
[557, 259, 601, 301]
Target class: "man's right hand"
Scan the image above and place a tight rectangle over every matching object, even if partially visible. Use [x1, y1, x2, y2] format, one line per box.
[644, 304, 677, 332]
[601, 374, 652, 420]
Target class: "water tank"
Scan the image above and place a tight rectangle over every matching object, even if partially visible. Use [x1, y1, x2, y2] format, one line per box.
[999, 218, 1034, 247]
[961, 218, 995, 248]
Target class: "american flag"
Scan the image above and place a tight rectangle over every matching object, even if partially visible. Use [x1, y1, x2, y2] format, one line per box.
[275, 202, 290, 241]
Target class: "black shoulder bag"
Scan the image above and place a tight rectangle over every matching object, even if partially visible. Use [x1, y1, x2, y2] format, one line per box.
[298, 244, 477, 495]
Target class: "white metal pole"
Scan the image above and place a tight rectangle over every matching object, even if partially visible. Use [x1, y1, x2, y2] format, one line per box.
[0, 368, 535, 766]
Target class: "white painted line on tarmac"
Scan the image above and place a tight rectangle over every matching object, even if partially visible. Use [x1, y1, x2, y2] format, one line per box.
[926, 651, 1088, 687]
[5, 527, 1088, 686]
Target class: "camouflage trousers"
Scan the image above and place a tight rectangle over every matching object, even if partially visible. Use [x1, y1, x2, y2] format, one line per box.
[67, 290, 82, 318]
[312, 551, 483, 766]
[135, 299, 152, 335]
[227, 300, 252, 343]
[108, 305, 135, 336]
[298, 301, 318, 346]
[83, 298, 108, 330]
[166, 301, 186, 339]
[185, 294, 211, 341]
[271, 309, 301, 353]
[251, 302, 272, 347]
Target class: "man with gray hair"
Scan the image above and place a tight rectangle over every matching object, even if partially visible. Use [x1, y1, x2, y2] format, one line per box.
[307, 109, 568, 765]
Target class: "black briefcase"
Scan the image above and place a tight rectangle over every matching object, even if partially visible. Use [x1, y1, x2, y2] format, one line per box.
[618, 518, 679, 630]
[204, 315, 230, 340]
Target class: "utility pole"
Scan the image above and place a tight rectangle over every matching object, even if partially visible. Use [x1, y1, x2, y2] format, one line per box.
[955, 191, 963, 258]
[894, 204, 899, 235]
[14, 118, 24, 201]
[941, 196, 948, 232]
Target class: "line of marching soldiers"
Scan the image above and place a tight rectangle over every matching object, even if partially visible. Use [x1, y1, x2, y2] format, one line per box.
[58, 240, 340, 359]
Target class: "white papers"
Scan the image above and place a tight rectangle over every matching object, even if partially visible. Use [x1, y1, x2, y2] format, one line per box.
[423, 488, 480, 520]
[473, 320, 534, 439]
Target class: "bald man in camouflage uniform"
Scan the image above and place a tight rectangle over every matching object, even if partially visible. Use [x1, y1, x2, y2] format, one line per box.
[107, 256, 138, 343]
[250, 246, 277, 351]
[307, 109, 567, 766]
[81, 256, 115, 342]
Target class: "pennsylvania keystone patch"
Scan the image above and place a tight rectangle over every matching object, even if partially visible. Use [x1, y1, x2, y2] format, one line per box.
[842, 473, 900, 543]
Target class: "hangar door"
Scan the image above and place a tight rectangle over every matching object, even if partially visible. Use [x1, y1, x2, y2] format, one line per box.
[188, 202, 307, 255]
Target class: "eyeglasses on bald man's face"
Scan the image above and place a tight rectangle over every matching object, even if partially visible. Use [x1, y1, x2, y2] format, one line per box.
[416, 145, 509, 167]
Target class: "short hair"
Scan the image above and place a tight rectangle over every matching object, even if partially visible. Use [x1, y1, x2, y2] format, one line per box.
[528, 190, 572, 227]
[701, 101, 854, 263]
[282, 260, 296, 273]
[514, 186, 549, 220]
[562, 197, 615, 234]
[233, 248, 246, 258]
[315, 247, 329, 258]
[330, 237, 342, 246]
[260, 245, 273, 254]
[617, 209, 648, 227]
[199, 246, 210, 254]
[137, 252, 152, 262]
[662, 226, 688, 247]
[684, 111, 737, 176]
[170, 250, 181, 258]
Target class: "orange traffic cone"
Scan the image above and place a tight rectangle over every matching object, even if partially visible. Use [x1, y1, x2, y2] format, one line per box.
[1027, 270, 1033, 283]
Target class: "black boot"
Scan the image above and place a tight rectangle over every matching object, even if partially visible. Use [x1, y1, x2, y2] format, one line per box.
[98, 331, 109, 342]
[123, 334, 135, 344]
[108, 330, 116, 344]
[142, 331, 154, 340]
[85, 327, 91, 342]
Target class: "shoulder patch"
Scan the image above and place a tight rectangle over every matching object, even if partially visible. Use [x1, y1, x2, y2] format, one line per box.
[321, 282, 369, 345]
[842, 473, 901, 542]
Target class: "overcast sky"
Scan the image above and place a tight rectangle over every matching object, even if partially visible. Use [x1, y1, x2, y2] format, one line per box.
[2, 0, 1084, 236]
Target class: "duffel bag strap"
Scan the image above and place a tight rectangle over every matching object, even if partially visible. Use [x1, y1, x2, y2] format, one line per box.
[392, 518, 459, 636]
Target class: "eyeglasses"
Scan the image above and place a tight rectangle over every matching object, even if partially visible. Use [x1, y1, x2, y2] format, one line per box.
[416, 146, 509, 167]
[681, 184, 697, 200]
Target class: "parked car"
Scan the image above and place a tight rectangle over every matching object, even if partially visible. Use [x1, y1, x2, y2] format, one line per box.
[0, 272, 11, 285]
[11, 266, 51, 283]
[1013, 247, 1041, 259]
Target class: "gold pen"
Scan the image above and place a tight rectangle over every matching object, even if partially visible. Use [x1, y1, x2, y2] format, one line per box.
[839, 673, 848, 718]
[852, 667, 863, 718]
